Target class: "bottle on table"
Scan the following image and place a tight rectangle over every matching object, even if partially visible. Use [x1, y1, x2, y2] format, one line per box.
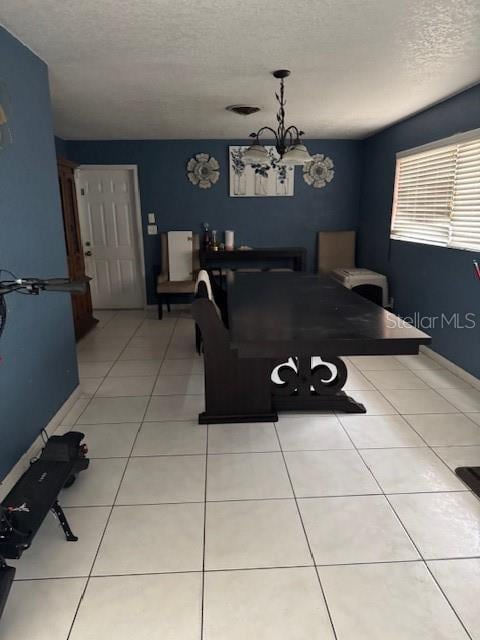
[211, 230, 219, 251]
[202, 222, 211, 250]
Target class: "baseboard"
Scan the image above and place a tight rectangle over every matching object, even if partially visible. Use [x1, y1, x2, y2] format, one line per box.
[420, 345, 480, 391]
[0, 385, 80, 501]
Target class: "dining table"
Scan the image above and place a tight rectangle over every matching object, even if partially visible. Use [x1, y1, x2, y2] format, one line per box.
[192, 271, 431, 423]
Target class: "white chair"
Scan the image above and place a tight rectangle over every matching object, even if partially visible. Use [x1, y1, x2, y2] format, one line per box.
[157, 232, 200, 319]
[317, 230, 389, 307]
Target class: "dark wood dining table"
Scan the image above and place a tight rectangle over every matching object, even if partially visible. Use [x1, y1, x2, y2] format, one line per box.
[192, 272, 431, 423]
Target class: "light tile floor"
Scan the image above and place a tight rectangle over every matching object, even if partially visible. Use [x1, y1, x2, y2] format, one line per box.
[3, 308, 480, 640]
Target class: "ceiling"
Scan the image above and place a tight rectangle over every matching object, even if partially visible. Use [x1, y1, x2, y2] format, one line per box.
[1, 0, 479, 140]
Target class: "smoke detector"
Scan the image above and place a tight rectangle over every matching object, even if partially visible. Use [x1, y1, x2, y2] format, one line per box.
[226, 105, 261, 116]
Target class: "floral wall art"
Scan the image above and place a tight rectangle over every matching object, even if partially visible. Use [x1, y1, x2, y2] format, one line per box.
[229, 146, 294, 197]
[186, 153, 220, 189]
[303, 154, 335, 188]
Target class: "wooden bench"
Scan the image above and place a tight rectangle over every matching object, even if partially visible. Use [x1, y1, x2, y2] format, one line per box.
[191, 298, 277, 423]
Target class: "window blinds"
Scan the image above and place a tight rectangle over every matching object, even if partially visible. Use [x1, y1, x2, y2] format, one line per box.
[450, 138, 480, 251]
[391, 131, 480, 251]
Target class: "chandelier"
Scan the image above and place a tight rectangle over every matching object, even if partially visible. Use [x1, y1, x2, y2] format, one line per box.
[243, 70, 313, 166]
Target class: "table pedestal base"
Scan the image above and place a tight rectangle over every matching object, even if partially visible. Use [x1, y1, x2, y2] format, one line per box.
[274, 391, 366, 414]
[271, 356, 366, 415]
[198, 411, 278, 424]
[193, 298, 369, 424]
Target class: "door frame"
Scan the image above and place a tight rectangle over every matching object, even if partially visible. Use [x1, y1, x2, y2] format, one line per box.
[74, 164, 147, 308]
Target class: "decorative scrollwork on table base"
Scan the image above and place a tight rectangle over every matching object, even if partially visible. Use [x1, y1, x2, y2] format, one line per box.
[271, 356, 365, 414]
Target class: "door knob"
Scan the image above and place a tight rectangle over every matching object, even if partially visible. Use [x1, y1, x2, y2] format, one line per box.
[84, 250, 92, 256]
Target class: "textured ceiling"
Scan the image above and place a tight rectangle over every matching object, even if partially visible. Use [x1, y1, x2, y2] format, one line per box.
[1, 0, 479, 139]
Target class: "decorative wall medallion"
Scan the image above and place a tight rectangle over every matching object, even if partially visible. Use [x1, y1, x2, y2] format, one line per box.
[187, 153, 220, 189]
[303, 154, 334, 188]
[229, 145, 294, 197]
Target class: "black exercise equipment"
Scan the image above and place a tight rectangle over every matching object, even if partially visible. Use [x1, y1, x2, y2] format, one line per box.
[0, 561, 15, 621]
[455, 466, 480, 498]
[0, 273, 88, 340]
[0, 432, 89, 619]
[0, 432, 89, 558]
[0, 271, 90, 621]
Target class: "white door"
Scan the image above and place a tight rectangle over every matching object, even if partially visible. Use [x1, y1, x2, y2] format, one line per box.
[76, 168, 144, 309]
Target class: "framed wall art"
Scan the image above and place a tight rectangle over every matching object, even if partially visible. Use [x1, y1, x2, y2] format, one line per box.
[229, 146, 294, 197]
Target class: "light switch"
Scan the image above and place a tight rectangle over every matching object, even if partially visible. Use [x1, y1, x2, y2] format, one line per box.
[148, 212, 156, 224]
[147, 224, 158, 235]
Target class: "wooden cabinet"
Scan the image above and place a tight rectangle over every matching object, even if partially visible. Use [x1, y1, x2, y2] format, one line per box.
[57, 158, 97, 340]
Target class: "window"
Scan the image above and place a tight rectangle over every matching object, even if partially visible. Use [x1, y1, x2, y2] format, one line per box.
[390, 129, 480, 251]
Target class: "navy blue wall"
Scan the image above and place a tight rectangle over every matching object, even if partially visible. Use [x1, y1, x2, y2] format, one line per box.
[0, 28, 78, 480]
[58, 84, 480, 377]
[358, 84, 480, 377]
[65, 140, 363, 303]
[55, 135, 69, 158]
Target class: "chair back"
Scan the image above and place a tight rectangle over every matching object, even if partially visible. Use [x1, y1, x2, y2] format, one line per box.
[195, 269, 222, 318]
[196, 281, 209, 299]
[195, 269, 214, 299]
[317, 230, 356, 273]
[160, 232, 200, 281]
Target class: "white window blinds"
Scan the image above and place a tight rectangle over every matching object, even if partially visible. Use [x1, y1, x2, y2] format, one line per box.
[450, 138, 480, 250]
[391, 130, 480, 252]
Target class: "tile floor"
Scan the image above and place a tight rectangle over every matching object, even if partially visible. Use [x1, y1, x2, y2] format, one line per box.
[2, 308, 480, 640]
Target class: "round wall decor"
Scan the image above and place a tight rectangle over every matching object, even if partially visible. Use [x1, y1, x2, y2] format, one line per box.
[303, 154, 334, 188]
[187, 153, 220, 189]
